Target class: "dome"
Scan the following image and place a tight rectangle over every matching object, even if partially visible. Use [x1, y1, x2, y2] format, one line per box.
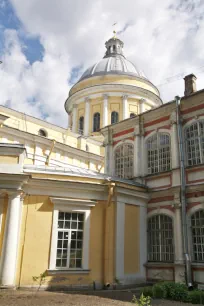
[79, 36, 147, 82]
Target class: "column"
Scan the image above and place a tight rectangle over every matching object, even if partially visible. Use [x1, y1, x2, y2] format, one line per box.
[134, 134, 141, 177]
[122, 95, 128, 120]
[171, 120, 179, 169]
[84, 98, 90, 137]
[0, 191, 22, 287]
[139, 98, 145, 114]
[103, 94, 108, 127]
[72, 104, 78, 133]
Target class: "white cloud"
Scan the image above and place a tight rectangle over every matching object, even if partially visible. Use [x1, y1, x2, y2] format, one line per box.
[0, 0, 204, 126]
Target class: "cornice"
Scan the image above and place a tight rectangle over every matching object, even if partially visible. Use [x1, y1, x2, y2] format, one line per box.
[0, 125, 103, 162]
[65, 84, 162, 112]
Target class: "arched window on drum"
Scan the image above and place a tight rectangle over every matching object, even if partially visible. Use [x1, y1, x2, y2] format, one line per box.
[93, 113, 100, 132]
[111, 111, 119, 124]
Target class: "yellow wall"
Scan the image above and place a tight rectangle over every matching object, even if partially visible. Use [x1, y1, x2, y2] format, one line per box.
[0, 156, 19, 164]
[124, 204, 140, 274]
[16, 196, 115, 287]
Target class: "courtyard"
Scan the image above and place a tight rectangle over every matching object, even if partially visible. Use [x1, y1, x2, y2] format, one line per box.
[0, 290, 203, 306]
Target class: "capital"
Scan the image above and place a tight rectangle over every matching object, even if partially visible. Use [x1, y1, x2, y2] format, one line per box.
[139, 98, 146, 104]
[85, 97, 90, 103]
[103, 94, 109, 100]
[122, 94, 128, 100]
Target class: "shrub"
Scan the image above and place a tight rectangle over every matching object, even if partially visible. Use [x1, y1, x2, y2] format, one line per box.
[152, 283, 167, 299]
[141, 286, 153, 298]
[187, 290, 204, 304]
[158, 282, 188, 301]
[166, 282, 188, 301]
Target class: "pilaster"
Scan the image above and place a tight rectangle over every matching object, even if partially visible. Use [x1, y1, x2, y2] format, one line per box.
[170, 111, 179, 169]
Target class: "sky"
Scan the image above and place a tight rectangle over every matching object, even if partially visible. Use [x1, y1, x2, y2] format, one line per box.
[0, 0, 204, 127]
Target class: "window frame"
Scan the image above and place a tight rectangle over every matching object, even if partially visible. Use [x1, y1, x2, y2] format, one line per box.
[114, 141, 134, 179]
[147, 213, 174, 263]
[111, 111, 119, 124]
[190, 209, 204, 262]
[49, 198, 95, 271]
[146, 132, 171, 175]
[78, 116, 84, 135]
[185, 120, 204, 167]
[93, 112, 100, 132]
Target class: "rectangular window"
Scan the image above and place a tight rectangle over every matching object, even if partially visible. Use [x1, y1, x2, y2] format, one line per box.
[56, 212, 84, 269]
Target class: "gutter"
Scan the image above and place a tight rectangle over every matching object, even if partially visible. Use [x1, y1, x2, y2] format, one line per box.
[175, 96, 193, 288]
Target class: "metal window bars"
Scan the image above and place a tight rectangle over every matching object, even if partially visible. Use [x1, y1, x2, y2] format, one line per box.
[147, 214, 174, 262]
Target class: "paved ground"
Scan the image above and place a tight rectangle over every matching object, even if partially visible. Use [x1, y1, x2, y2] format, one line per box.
[0, 290, 203, 306]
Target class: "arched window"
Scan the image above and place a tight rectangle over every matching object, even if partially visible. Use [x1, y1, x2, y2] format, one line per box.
[79, 116, 84, 135]
[130, 113, 136, 118]
[93, 112, 100, 132]
[185, 121, 204, 166]
[191, 210, 204, 262]
[111, 111, 119, 124]
[38, 129, 47, 137]
[113, 45, 116, 52]
[114, 143, 133, 179]
[148, 214, 174, 262]
[147, 133, 171, 174]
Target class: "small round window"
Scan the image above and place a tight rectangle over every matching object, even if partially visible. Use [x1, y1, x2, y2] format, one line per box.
[38, 129, 48, 137]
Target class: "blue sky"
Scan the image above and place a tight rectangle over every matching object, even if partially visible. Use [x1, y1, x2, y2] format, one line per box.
[0, 0, 204, 127]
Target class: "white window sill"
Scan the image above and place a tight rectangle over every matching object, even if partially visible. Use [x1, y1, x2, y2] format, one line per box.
[47, 269, 90, 275]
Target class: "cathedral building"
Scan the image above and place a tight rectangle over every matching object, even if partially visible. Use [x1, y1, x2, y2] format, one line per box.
[0, 35, 203, 290]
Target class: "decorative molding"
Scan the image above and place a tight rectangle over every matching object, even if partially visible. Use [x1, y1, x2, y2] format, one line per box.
[50, 197, 97, 208]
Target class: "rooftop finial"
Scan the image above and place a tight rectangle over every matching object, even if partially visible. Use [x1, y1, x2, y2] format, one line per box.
[112, 22, 117, 39]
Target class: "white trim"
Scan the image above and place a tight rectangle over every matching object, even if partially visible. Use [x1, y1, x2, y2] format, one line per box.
[49, 197, 96, 271]
[187, 203, 204, 217]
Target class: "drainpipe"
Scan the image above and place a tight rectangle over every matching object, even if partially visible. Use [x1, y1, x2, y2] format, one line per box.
[175, 96, 193, 288]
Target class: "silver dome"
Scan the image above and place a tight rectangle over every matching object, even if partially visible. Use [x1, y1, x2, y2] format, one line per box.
[79, 37, 147, 81]
[79, 56, 147, 81]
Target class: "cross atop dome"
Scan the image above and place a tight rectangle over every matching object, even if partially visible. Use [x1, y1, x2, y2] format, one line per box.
[104, 35, 125, 58]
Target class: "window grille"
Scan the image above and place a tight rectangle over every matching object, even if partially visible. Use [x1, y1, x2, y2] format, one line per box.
[93, 112, 100, 132]
[111, 111, 119, 124]
[147, 214, 174, 262]
[115, 143, 133, 179]
[185, 121, 204, 166]
[79, 116, 84, 135]
[56, 212, 84, 269]
[191, 210, 204, 262]
[147, 133, 171, 174]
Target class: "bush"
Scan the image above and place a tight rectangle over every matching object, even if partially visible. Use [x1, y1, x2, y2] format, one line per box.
[161, 282, 188, 301]
[187, 290, 204, 304]
[152, 283, 167, 299]
[141, 286, 153, 297]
